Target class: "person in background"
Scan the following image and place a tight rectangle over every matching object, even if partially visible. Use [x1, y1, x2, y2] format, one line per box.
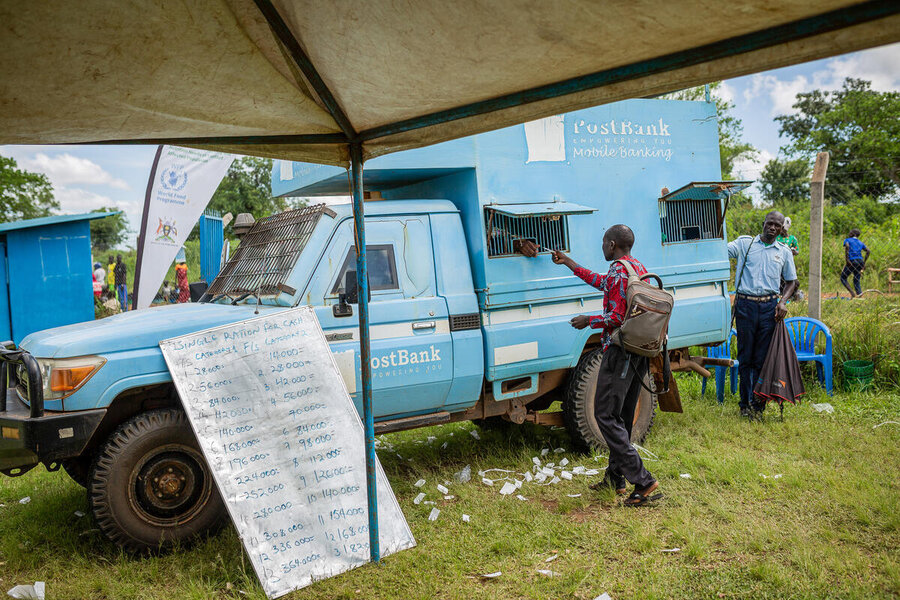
[93, 262, 106, 286]
[776, 217, 799, 256]
[106, 255, 116, 290]
[176, 261, 190, 303]
[552, 225, 660, 507]
[92, 272, 102, 298]
[841, 228, 870, 298]
[728, 211, 798, 419]
[114, 254, 128, 311]
[161, 280, 175, 303]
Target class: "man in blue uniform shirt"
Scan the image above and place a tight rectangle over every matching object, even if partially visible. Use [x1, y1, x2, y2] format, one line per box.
[728, 211, 798, 418]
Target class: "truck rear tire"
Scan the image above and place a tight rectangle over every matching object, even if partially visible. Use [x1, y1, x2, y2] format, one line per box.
[563, 348, 656, 452]
[89, 409, 226, 552]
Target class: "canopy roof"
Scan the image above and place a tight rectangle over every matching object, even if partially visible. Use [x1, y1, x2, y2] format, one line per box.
[2, 0, 898, 166]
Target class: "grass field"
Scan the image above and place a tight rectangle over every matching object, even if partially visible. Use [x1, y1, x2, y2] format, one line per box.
[1, 375, 897, 599]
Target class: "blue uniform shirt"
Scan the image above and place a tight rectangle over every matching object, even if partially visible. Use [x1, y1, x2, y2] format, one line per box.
[728, 235, 797, 296]
[843, 237, 867, 261]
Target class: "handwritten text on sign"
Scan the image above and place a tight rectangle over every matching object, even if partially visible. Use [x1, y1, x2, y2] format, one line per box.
[160, 306, 415, 598]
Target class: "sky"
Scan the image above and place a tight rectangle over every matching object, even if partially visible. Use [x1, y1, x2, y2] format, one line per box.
[1, 42, 898, 246]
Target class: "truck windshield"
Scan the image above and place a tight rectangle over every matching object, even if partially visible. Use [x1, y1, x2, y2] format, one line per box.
[207, 204, 328, 306]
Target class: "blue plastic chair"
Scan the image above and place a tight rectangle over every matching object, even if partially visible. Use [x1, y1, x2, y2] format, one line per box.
[784, 317, 833, 395]
[701, 329, 739, 404]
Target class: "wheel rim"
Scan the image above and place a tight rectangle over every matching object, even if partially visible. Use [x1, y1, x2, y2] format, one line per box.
[129, 444, 212, 527]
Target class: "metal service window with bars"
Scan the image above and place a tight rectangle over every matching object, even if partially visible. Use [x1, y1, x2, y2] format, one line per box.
[483, 202, 594, 257]
[658, 181, 750, 244]
[206, 204, 328, 300]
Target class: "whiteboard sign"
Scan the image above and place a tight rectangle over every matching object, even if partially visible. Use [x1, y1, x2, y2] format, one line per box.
[159, 306, 415, 598]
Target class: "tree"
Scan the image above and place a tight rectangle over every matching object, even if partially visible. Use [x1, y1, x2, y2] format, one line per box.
[90, 207, 130, 251]
[758, 158, 811, 206]
[0, 156, 59, 222]
[205, 157, 288, 231]
[776, 78, 899, 203]
[664, 82, 756, 178]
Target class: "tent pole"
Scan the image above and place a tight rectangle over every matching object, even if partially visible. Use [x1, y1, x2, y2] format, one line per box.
[350, 142, 380, 563]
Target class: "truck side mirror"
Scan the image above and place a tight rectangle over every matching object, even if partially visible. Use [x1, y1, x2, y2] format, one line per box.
[344, 271, 359, 304]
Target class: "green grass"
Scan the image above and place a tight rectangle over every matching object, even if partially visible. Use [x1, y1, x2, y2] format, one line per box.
[1, 377, 898, 599]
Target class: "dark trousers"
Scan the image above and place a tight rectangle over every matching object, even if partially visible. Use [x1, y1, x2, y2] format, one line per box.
[735, 296, 777, 410]
[117, 284, 128, 311]
[594, 344, 655, 488]
[840, 259, 865, 295]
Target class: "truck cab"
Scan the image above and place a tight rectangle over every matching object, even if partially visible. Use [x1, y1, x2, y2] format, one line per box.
[0, 98, 741, 551]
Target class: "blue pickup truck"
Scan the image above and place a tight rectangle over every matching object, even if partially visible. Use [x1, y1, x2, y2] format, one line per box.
[0, 98, 743, 551]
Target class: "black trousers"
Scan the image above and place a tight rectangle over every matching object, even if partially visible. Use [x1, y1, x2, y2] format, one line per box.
[735, 296, 778, 410]
[840, 259, 865, 295]
[594, 344, 655, 488]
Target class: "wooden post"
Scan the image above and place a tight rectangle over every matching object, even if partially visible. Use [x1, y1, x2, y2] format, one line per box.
[808, 152, 829, 320]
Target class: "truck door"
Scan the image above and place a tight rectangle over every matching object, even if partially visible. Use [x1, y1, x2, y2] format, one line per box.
[307, 216, 453, 419]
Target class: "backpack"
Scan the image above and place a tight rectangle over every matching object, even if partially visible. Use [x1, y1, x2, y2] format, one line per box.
[608, 259, 674, 358]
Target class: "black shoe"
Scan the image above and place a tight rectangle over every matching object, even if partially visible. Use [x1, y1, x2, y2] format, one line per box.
[740, 407, 751, 418]
[590, 469, 627, 494]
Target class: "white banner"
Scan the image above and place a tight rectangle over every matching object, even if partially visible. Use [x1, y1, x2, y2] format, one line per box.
[134, 146, 234, 309]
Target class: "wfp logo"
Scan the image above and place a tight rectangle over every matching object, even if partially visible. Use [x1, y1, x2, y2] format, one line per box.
[160, 165, 188, 191]
[370, 345, 441, 369]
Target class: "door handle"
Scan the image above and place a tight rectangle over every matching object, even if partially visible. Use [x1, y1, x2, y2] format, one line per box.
[411, 321, 436, 331]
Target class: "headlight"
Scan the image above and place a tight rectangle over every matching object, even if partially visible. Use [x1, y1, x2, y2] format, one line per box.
[36, 356, 106, 401]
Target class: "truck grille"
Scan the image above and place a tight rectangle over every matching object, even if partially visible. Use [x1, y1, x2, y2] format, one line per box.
[206, 204, 328, 298]
[485, 210, 569, 257]
[449, 313, 480, 331]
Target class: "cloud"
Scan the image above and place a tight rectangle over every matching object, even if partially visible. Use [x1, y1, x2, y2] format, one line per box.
[716, 82, 736, 104]
[54, 186, 139, 217]
[19, 152, 129, 190]
[732, 149, 775, 206]
[742, 42, 900, 117]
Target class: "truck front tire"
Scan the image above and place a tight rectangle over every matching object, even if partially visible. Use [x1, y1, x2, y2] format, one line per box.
[564, 348, 656, 452]
[89, 409, 226, 552]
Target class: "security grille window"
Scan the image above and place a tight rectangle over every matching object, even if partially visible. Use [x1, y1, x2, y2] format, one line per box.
[331, 245, 399, 294]
[659, 198, 723, 243]
[484, 209, 569, 257]
[658, 181, 751, 244]
[207, 204, 327, 299]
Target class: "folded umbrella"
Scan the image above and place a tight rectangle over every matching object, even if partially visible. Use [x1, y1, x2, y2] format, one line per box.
[753, 321, 805, 416]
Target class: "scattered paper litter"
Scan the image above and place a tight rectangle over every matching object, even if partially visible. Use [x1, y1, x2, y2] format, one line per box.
[428, 508, 440, 521]
[661, 547, 681, 553]
[583, 469, 600, 476]
[873, 421, 899, 429]
[427, 435, 436, 444]
[534, 472, 547, 483]
[454, 465, 472, 483]
[443, 495, 455, 500]
[7, 582, 45, 600]
[423, 500, 436, 505]
[549, 476, 561, 484]
[536, 569, 559, 577]
[413, 493, 426, 505]
[773, 474, 783, 479]
[482, 478, 494, 486]
[74, 511, 85, 518]
[594, 594, 612, 600]
[541, 467, 555, 477]
[559, 458, 569, 467]
[515, 494, 528, 501]
[441, 442, 449, 449]
[680, 473, 692, 479]
[572, 466, 585, 475]
[560, 471, 573, 480]
[414, 479, 426, 488]
[554, 447, 565, 454]
[524, 471, 533, 482]
[545, 554, 559, 563]
[532, 457, 542, 466]
[481, 571, 502, 579]
[499, 482, 517, 496]
[470, 430, 481, 440]
[462, 514, 471, 523]
[18, 497, 30, 505]
[436, 484, 449, 494]
[812, 403, 835, 414]
[541, 448, 549, 456]
[567, 494, 582, 498]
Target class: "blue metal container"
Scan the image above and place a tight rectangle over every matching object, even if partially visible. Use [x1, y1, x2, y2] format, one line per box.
[0, 213, 114, 344]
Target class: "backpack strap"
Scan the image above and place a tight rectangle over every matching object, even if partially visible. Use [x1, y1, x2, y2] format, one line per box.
[613, 258, 639, 278]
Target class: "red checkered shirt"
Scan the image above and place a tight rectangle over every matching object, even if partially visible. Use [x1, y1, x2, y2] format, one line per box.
[573, 255, 647, 352]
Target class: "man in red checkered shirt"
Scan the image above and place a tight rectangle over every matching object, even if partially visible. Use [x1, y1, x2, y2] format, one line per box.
[552, 224, 659, 506]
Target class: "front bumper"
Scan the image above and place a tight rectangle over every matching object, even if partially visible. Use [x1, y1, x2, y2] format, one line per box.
[0, 344, 106, 475]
